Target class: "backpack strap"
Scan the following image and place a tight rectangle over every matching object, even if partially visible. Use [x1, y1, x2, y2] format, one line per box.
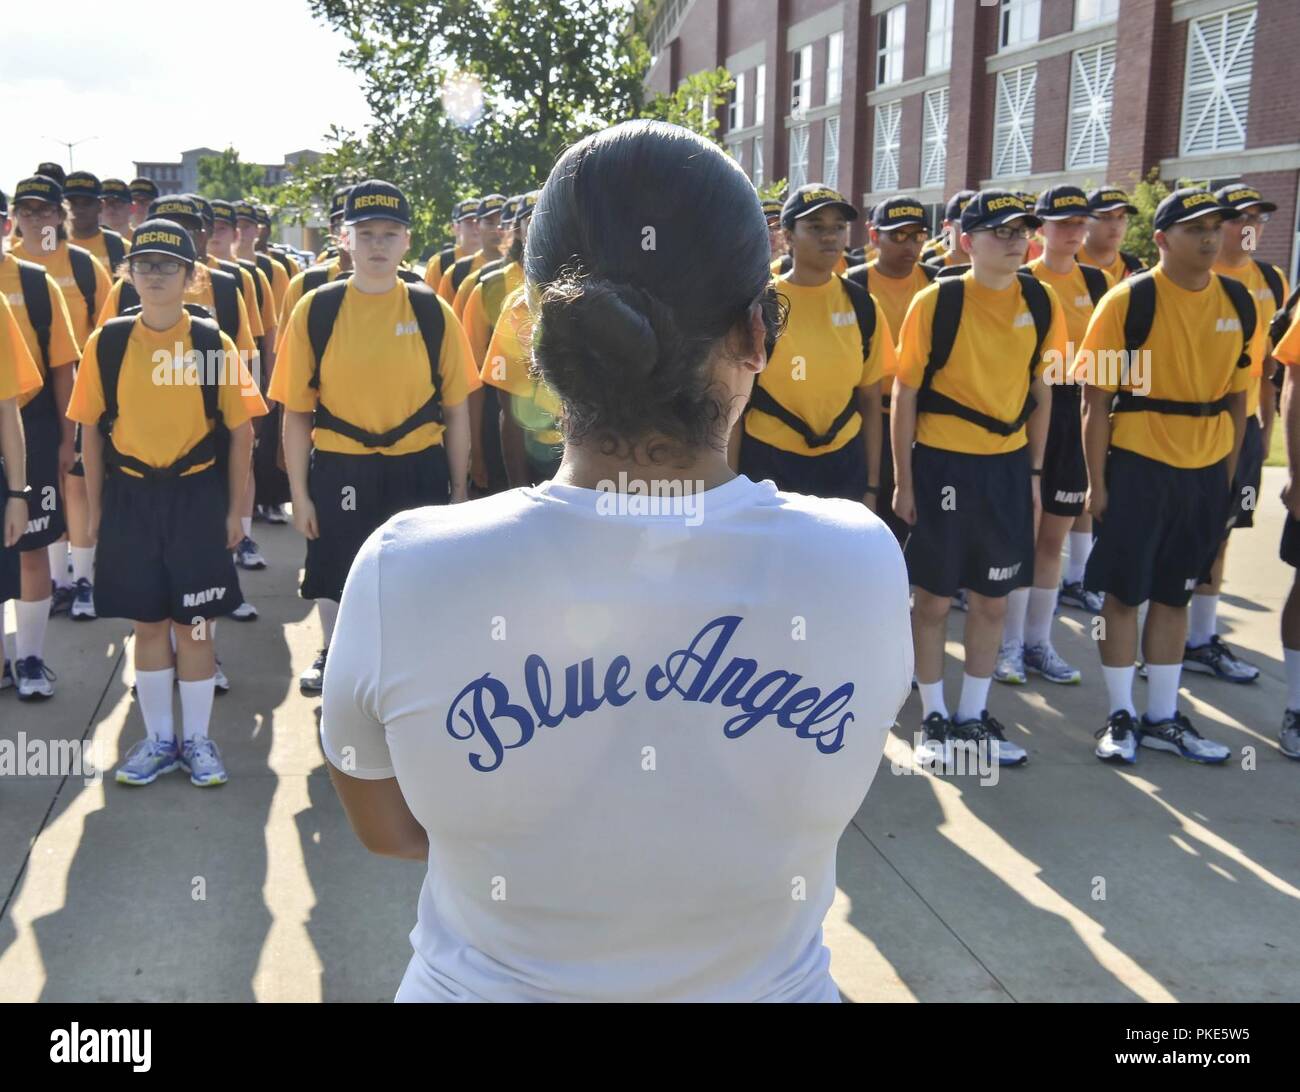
[117, 277, 140, 315]
[1253, 259, 1284, 311]
[1270, 282, 1300, 346]
[238, 258, 266, 313]
[1120, 251, 1146, 275]
[397, 268, 424, 284]
[302, 264, 332, 294]
[451, 254, 476, 292]
[95, 317, 136, 432]
[67, 245, 98, 327]
[207, 267, 241, 341]
[844, 263, 868, 291]
[15, 259, 52, 370]
[1218, 272, 1256, 369]
[839, 274, 877, 361]
[1122, 271, 1157, 359]
[924, 277, 964, 380]
[1079, 263, 1109, 307]
[306, 280, 350, 387]
[918, 263, 938, 283]
[101, 230, 126, 272]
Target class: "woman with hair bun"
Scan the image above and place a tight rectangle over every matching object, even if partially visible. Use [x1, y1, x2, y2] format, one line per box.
[321, 120, 912, 1003]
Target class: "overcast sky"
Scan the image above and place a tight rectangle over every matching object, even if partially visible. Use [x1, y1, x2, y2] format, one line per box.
[1, 0, 374, 193]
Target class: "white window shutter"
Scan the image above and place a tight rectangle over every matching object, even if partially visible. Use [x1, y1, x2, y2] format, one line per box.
[873, 101, 901, 192]
[921, 87, 949, 188]
[993, 64, 1036, 178]
[1066, 43, 1114, 169]
[789, 124, 809, 190]
[1181, 4, 1256, 155]
[823, 116, 840, 190]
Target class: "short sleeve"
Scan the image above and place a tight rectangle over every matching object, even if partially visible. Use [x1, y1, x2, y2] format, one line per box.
[1276, 308, 1300, 367]
[66, 328, 107, 427]
[267, 294, 320, 411]
[215, 332, 269, 427]
[1076, 284, 1129, 390]
[0, 295, 41, 402]
[1036, 285, 1068, 381]
[894, 284, 937, 389]
[436, 298, 482, 406]
[320, 529, 394, 779]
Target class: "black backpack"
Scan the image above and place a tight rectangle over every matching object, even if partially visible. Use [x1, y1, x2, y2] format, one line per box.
[62, 244, 100, 331]
[1119, 250, 1147, 276]
[1030, 262, 1109, 307]
[306, 279, 447, 449]
[845, 261, 937, 293]
[1112, 271, 1255, 418]
[747, 274, 879, 449]
[12, 260, 61, 420]
[450, 254, 479, 293]
[94, 314, 229, 479]
[117, 266, 242, 342]
[100, 229, 127, 272]
[916, 271, 1052, 436]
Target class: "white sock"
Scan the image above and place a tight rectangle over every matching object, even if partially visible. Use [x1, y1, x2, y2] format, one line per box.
[1145, 663, 1182, 723]
[1003, 587, 1029, 645]
[918, 680, 947, 720]
[1025, 586, 1058, 649]
[179, 677, 216, 742]
[135, 668, 176, 743]
[956, 673, 991, 723]
[47, 541, 68, 584]
[1102, 664, 1136, 716]
[1066, 531, 1092, 584]
[15, 598, 50, 661]
[318, 598, 339, 648]
[1286, 649, 1300, 712]
[241, 517, 252, 538]
[71, 545, 95, 583]
[1188, 593, 1218, 648]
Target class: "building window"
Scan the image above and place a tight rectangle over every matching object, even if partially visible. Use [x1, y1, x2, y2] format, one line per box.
[877, 5, 905, 87]
[791, 44, 813, 115]
[1067, 43, 1115, 169]
[823, 116, 841, 190]
[873, 100, 902, 191]
[1075, 0, 1119, 27]
[755, 63, 766, 126]
[993, 63, 1036, 177]
[753, 135, 765, 187]
[1000, 0, 1041, 51]
[921, 87, 949, 188]
[728, 71, 747, 132]
[927, 0, 954, 74]
[827, 32, 843, 105]
[727, 141, 743, 166]
[1181, 3, 1256, 155]
[789, 124, 810, 189]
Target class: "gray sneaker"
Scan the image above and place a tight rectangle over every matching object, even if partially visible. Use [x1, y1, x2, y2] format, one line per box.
[1059, 579, 1103, 614]
[1280, 710, 1300, 760]
[950, 711, 1028, 766]
[180, 736, 229, 787]
[116, 737, 181, 785]
[994, 639, 1027, 685]
[1025, 642, 1082, 685]
[1183, 636, 1259, 683]
[1139, 712, 1231, 763]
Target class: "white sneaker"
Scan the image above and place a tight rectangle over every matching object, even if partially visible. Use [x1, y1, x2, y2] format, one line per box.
[70, 577, 96, 620]
[15, 656, 55, 700]
[230, 601, 258, 621]
[994, 639, 1027, 685]
[1095, 710, 1140, 763]
[1139, 712, 1231, 763]
[214, 660, 230, 694]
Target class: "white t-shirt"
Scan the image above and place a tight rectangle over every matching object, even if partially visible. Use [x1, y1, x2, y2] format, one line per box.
[321, 474, 912, 1002]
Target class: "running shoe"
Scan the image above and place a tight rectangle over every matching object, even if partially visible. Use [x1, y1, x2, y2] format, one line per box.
[994, 639, 1027, 685]
[1183, 636, 1260, 683]
[951, 589, 969, 612]
[300, 648, 328, 694]
[70, 577, 96, 620]
[1059, 579, 1103, 614]
[180, 736, 229, 787]
[116, 737, 180, 785]
[1280, 710, 1300, 760]
[915, 712, 951, 765]
[1094, 710, 1139, 763]
[48, 583, 75, 616]
[264, 504, 289, 525]
[950, 710, 1027, 766]
[15, 656, 55, 700]
[234, 536, 267, 570]
[214, 660, 230, 694]
[1139, 712, 1231, 763]
[230, 600, 259, 621]
[0, 659, 13, 692]
[1024, 642, 1082, 685]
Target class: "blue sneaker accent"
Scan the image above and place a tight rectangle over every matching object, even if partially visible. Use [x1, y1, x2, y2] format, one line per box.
[116, 738, 180, 785]
[180, 736, 228, 787]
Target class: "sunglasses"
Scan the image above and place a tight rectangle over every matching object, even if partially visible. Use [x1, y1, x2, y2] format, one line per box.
[131, 259, 184, 276]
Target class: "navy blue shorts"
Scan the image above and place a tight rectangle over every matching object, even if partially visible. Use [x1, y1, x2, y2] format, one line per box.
[17, 401, 66, 551]
[0, 456, 18, 602]
[1228, 415, 1263, 531]
[738, 428, 868, 501]
[1042, 385, 1086, 518]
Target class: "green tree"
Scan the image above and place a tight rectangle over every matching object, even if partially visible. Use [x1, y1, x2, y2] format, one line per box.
[1122, 168, 1173, 267]
[639, 67, 734, 143]
[196, 147, 270, 202]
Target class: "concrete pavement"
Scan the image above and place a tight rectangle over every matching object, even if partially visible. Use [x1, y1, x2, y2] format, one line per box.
[2, 472, 1297, 1002]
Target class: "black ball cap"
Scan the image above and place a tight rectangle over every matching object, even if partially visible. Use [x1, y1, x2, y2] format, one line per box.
[1213, 183, 1278, 215]
[129, 218, 197, 265]
[781, 183, 857, 229]
[210, 199, 237, 227]
[1154, 188, 1240, 232]
[64, 171, 103, 200]
[1035, 184, 1095, 221]
[13, 175, 63, 207]
[944, 189, 977, 223]
[102, 178, 131, 203]
[329, 185, 353, 219]
[872, 196, 928, 231]
[960, 189, 1042, 233]
[130, 177, 159, 201]
[190, 194, 215, 227]
[345, 179, 411, 225]
[148, 193, 203, 227]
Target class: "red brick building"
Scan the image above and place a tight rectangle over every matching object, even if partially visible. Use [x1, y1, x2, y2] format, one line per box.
[644, 0, 1300, 275]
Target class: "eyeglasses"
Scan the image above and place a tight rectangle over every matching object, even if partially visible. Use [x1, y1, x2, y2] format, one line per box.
[1237, 211, 1272, 224]
[130, 259, 183, 276]
[977, 224, 1034, 241]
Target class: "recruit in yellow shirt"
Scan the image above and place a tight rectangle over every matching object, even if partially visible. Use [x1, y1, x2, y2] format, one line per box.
[1023, 257, 1114, 365]
[8, 238, 112, 348]
[1079, 247, 1143, 284]
[453, 257, 510, 320]
[1076, 265, 1261, 469]
[745, 273, 897, 456]
[861, 261, 935, 365]
[275, 260, 347, 342]
[206, 256, 265, 339]
[1211, 257, 1288, 418]
[0, 257, 81, 408]
[67, 312, 268, 477]
[896, 270, 1068, 456]
[462, 261, 523, 368]
[70, 229, 130, 273]
[438, 251, 486, 306]
[1273, 306, 1300, 369]
[258, 254, 292, 317]
[269, 279, 479, 455]
[480, 286, 564, 448]
[770, 253, 849, 278]
[0, 293, 43, 402]
[424, 243, 464, 290]
[97, 275, 258, 361]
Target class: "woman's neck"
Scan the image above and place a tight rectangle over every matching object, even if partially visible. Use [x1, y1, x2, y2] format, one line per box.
[140, 302, 184, 331]
[1042, 247, 1076, 276]
[555, 437, 737, 493]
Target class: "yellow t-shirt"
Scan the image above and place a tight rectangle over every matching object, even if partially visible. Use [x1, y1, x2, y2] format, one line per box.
[9, 239, 111, 348]
[1079, 247, 1142, 284]
[1274, 307, 1300, 368]
[1076, 265, 1260, 469]
[275, 260, 347, 342]
[452, 257, 510, 320]
[67, 312, 267, 477]
[0, 293, 43, 402]
[745, 273, 897, 456]
[206, 256, 265, 339]
[1211, 258, 1288, 417]
[480, 286, 564, 448]
[437, 251, 486, 306]
[98, 275, 258, 361]
[70, 229, 130, 274]
[1023, 257, 1114, 363]
[424, 243, 464, 290]
[769, 253, 849, 278]
[462, 262, 524, 368]
[0, 257, 81, 407]
[269, 279, 479, 455]
[896, 271, 1068, 456]
[861, 261, 935, 366]
[257, 254, 292, 317]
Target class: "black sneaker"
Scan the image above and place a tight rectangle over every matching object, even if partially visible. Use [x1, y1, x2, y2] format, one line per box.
[1139, 711, 1231, 763]
[49, 583, 75, 616]
[915, 712, 951, 765]
[1094, 709, 1139, 763]
[950, 710, 1028, 766]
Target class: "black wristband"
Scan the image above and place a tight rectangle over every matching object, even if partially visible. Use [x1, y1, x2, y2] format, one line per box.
[6, 486, 31, 502]
[864, 484, 880, 495]
[1029, 468, 1043, 476]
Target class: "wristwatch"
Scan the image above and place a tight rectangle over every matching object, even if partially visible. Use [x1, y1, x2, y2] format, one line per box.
[6, 486, 31, 502]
